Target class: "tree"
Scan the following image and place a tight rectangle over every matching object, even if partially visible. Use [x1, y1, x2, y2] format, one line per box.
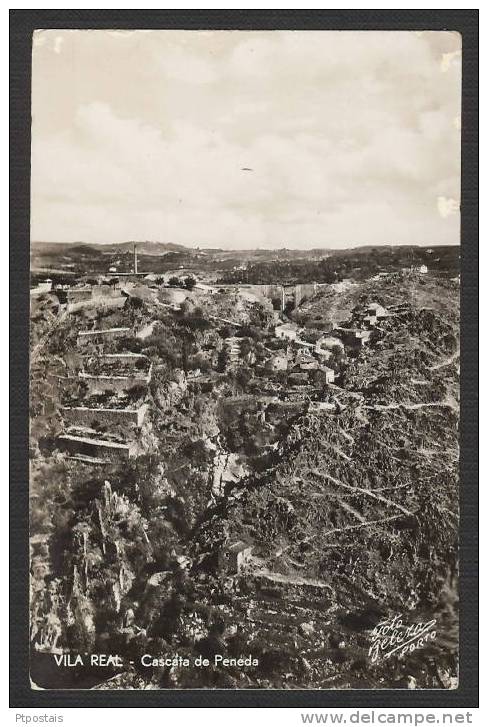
[235, 366, 252, 390]
[329, 345, 346, 372]
[216, 348, 229, 373]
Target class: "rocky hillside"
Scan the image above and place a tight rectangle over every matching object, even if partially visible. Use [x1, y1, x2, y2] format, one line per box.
[29, 273, 459, 690]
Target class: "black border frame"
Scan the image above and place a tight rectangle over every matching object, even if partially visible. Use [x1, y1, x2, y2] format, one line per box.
[10, 9, 478, 709]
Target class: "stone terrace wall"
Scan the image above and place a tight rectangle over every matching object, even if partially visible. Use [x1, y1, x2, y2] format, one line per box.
[58, 434, 134, 462]
[77, 328, 131, 346]
[78, 372, 150, 394]
[61, 403, 148, 429]
[68, 296, 126, 313]
[100, 353, 148, 364]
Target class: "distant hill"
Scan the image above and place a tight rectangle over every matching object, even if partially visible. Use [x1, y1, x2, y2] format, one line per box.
[31, 240, 190, 255]
[30, 241, 460, 282]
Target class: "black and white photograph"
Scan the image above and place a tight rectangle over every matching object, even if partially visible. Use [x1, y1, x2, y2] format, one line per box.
[26, 26, 464, 692]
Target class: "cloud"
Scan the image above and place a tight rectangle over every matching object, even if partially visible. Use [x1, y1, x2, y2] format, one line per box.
[31, 30, 461, 247]
[437, 196, 459, 218]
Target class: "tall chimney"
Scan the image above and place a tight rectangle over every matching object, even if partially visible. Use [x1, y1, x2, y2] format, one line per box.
[133, 243, 138, 274]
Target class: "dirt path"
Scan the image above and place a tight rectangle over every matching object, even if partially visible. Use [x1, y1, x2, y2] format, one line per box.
[208, 314, 245, 328]
[310, 469, 414, 517]
[253, 563, 332, 590]
[364, 400, 457, 412]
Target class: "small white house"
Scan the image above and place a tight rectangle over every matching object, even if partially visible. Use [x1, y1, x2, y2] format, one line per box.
[363, 314, 377, 326]
[367, 303, 388, 318]
[320, 366, 335, 384]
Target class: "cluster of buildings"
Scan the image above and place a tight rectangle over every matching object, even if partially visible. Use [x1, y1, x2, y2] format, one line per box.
[266, 340, 336, 385]
[57, 327, 152, 464]
[271, 300, 390, 384]
[218, 325, 336, 388]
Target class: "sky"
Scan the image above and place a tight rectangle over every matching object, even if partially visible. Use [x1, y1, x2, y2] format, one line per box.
[31, 30, 461, 249]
